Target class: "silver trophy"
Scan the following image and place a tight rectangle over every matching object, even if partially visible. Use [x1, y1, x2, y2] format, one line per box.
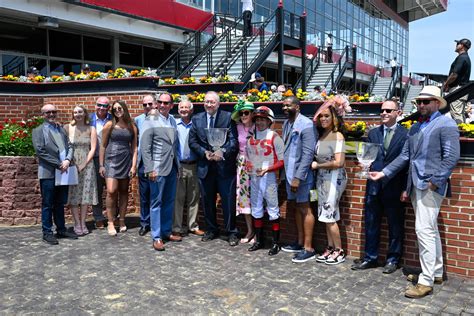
[206, 128, 228, 159]
[355, 142, 381, 178]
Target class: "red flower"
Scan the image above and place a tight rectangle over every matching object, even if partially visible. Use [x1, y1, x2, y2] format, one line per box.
[10, 119, 17, 124]
[10, 136, 16, 141]
[19, 121, 26, 127]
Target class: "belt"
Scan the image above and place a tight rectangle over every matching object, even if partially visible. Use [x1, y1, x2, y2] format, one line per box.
[180, 160, 197, 165]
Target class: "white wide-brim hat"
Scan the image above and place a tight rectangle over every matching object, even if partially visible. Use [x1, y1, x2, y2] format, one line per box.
[415, 85, 447, 110]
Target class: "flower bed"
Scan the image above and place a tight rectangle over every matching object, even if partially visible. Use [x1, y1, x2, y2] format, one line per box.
[0, 117, 43, 156]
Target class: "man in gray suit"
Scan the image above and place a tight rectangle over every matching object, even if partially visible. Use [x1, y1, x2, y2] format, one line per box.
[32, 104, 78, 244]
[370, 86, 460, 298]
[280, 96, 317, 263]
[140, 93, 181, 251]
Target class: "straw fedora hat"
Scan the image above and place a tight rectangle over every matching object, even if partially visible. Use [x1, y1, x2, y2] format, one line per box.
[415, 85, 447, 110]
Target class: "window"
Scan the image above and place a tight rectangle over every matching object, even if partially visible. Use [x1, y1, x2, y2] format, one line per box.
[28, 58, 47, 75]
[119, 42, 142, 67]
[50, 60, 81, 75]
[144, 46, 161, 68]
[0, 22, 47, 55]
[49, 30, 81, 59]
[1, 54, 25, 76]
[83, 36, 111, 63]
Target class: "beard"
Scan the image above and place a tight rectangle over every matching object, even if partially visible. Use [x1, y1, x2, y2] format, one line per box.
[284, 108, 297, 120]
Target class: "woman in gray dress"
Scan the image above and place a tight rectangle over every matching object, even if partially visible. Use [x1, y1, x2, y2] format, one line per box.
[99, 100, 138, 236]
[312, 104, 347, 265]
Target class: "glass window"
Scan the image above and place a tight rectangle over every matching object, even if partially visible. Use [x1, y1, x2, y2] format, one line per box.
[119, 42, 142, 67]
[83, 36, 111, 63]
[0, 22, 47, 55]
[86, 64, 112, 72]
[28, 58, 47, 75]
[50, 60, 81, 75]
[144, 46, 161, 68]
[49, 30, 81, 59]
[1, 54, 25, 76]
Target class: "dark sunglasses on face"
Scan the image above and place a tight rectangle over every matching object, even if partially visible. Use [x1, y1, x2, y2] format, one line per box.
[143, 102, 154, 107]
[96, 103, 109, 108]
[416, 99, 435, 105]
[239, 110, 251, 116]
[158, 100, 171, 105]
[113, 107, 123, 112]
[380, 108, 396, 114]
[43, 110, 58, 115]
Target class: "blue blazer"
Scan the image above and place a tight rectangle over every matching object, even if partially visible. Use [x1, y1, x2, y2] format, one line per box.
[188, 110, 239, 179]
[366, 124, 408, 199]
[383, 112, 460, 197]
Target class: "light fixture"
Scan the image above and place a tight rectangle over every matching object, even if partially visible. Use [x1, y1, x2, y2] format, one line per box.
[38, 16, 59, 28]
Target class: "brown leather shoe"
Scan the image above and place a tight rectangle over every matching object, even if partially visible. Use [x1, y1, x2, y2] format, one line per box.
[189, 229, 205, 236]
[168, 234, 183, 242]
[405, 284, 433, 298]
[95, 220, 105, 229]
[407, 274, 443, 285]
[153, 239, 165, 251]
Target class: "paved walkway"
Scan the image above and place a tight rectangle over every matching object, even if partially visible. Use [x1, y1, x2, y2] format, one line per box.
[1, 224, 473, 315]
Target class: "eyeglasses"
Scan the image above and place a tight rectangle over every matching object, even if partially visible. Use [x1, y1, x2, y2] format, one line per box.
[113, 107, 123, 112]
[96, 103, 109, 108]
[416, 99, 435, 105]
[380, 109, 396, 114]
[143, 102, 154, 107]
[204, 100, 217, 104]
[239, 110, 251, 117]
[43, 110, 58, 115]
[157, 101, 171, 105]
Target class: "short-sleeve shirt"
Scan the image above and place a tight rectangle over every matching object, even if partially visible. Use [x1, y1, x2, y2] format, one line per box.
[448, 52, 471, 87]
[246, 129, 284, 175]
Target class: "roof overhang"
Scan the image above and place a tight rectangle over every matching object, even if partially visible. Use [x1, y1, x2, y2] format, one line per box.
[397, 0, 448, 22]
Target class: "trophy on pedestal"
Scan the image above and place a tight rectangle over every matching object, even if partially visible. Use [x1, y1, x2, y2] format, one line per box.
[205, 128, 228, 159]
[356, 142, 381, 178]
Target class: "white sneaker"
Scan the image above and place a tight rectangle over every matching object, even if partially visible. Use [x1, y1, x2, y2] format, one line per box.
[325, 248, 345, 265]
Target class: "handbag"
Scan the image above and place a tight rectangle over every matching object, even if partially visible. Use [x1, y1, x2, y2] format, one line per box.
[55, 165, 79, 186]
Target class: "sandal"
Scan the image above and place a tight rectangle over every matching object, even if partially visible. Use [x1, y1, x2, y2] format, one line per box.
[119, 219, 127, 233]
[107, 223, 117, 236]
[240, 232, 255, 244]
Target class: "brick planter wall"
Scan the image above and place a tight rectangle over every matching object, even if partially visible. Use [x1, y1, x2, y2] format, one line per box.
[1, 92, 473, 279]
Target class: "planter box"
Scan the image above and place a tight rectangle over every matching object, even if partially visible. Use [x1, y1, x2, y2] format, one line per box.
[160, 81, 245, 94]
[460, 137, 474, 158]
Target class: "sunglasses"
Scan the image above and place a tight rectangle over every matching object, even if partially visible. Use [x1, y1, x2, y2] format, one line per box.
[113, 107, 123, 112]
[143, 102, 154, 107]
[416, 99, 435, 105]
[380, 109, 396, 114]
[43, 110, 58, 115]
[96, 103, 109, 108]
[239, 110, 251, 117]
[157, 101, 171, 105]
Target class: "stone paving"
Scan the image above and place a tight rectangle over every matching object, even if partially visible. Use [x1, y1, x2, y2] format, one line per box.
[1, 223, 474, 315]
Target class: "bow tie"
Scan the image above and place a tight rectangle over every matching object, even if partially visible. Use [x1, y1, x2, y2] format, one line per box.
[418, 116, 430, 123]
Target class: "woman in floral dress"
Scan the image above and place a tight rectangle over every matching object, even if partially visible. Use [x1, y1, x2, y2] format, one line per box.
[312, 104, 347, 265]
[65, 105, 98, 236]
[231, 100, 255, 243]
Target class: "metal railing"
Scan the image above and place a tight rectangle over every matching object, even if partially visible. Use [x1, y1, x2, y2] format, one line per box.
[294, 48, 322, 89]
[324, 46, 351, 93]
[2, 56, 25, 76]
[385, 65, 402, 99]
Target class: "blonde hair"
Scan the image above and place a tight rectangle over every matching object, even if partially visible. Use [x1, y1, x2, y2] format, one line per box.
[70, 105, 90, 126]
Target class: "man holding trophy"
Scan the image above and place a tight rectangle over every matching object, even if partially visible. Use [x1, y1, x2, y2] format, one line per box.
[189, 91, 240, 246]
[352, 100, 408, 274]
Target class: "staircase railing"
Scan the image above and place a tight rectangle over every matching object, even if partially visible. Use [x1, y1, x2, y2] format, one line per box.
[183, 15, 244, 77]
[157, 15, 216, 78]
[294, 47, 322, 89]
[323, 45, 350, 93]
[2, 56, 25, 76]
[219, 9, 279, 79]
[368, 69, 380, 95]
[385, 65, 402, 99]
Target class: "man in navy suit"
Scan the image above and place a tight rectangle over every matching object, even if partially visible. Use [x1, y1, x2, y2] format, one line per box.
[189, 91, 240, 246]
[370, 86, 460, 298]
[352, 100, 407, 274]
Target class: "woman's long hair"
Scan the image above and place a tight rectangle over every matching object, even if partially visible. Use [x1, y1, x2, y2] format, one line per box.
[314, 105, 347, 137]
[111, 100, 134, 132]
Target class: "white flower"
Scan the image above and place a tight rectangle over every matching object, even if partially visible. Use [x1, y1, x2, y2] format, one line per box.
[18, 76, 28, 82]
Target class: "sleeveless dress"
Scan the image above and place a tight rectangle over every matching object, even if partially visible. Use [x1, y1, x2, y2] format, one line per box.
[67, 126, 98, 206]
[315, 134, 347, 223]
[236, 123, 253, 215]
[105, 127, 133, 179]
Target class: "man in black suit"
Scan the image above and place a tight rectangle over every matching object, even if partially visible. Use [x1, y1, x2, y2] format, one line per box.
[189, 91, 240, 246]
[352, 100, 408, 274]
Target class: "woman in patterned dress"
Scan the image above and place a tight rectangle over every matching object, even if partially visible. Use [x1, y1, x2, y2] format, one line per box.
[231, 100, 255, 243]
[312, 105, 348, 265]
[65, 105, 98, 236]
[99, 100, 138, 236]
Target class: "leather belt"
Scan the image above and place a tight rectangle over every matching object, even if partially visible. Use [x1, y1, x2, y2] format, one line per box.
[180, 160, 197, 165]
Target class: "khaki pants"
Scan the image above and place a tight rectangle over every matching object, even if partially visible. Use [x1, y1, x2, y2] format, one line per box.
[448, 86, 468, 124]
[411, 187, 444, 287]
[173, 163, 200, 233]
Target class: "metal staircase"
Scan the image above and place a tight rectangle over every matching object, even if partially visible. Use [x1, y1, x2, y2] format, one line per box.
[402, 84, 423, 115]
[370, 66, 402, 99]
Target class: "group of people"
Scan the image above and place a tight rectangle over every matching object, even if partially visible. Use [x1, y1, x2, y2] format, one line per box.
[33, 82, 460, 299]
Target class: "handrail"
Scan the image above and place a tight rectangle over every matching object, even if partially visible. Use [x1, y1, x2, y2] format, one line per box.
[2, 56, 24, 76]
[323, 45, 349, 92]
[183, 15, 244, 77]
[157, 14, 215, 77]
[295, 48, 321, 89]
[385, 66, 401, 99]
[368, 69, 379, 94]
[219, 9, 278, 78]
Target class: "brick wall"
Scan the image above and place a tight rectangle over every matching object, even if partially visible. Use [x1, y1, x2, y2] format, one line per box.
[1, 93, 473, 279]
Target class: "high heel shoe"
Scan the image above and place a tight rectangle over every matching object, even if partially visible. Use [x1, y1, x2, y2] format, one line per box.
[240, 232, 255, 244]
[107, 224, 117, 236]
[81, 223, 89, 235]
[119, 220, 127, 233]
[74, 225, 83, 236]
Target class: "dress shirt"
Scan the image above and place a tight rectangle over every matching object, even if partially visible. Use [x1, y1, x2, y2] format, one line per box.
[242, 0, 253, 12]
[206, 113, 215, 129]
[177, 118, 197, 162]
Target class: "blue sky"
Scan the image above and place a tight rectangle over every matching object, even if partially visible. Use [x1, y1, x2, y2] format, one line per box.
[409, 0, 474, 79]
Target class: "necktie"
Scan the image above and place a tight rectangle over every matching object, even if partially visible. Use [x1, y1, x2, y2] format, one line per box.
[209, 116, 214, 128]
[418, 116, 430, 123]
[384, 128, 393, 152]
